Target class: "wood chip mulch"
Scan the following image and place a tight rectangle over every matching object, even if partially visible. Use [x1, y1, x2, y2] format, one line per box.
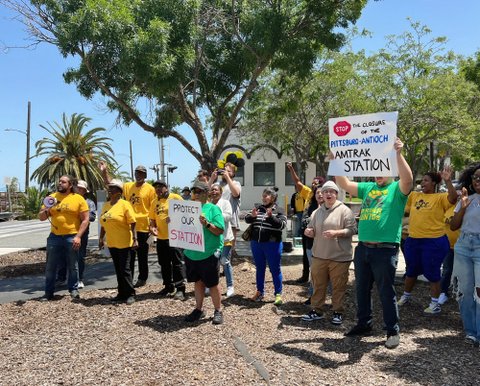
[0, 253, 477, 385]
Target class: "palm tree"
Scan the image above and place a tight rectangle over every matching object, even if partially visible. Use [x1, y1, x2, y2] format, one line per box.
[31, 113, 117, 192]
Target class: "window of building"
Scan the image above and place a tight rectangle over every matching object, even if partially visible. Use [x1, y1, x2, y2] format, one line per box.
[285, 162, 305, 186]
[254, 163, 275, 186]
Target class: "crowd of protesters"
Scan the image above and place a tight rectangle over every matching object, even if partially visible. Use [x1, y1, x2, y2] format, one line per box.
[37, 145, 480, 346]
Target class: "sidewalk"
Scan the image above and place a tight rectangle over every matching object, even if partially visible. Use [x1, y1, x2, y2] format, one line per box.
[0, 219, 408, 305]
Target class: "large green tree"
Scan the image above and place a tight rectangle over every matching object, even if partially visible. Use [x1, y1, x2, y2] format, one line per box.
[31, 113, 116, 191]
[3, 0, 367, 170]
[240, 21, 480, 178]
[239, 47, 374, 176]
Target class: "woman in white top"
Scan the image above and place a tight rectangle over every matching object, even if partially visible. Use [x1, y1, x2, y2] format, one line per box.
[450, 163, 480, 346]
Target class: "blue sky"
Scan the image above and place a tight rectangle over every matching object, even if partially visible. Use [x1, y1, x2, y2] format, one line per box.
[1, 0, 480, 192]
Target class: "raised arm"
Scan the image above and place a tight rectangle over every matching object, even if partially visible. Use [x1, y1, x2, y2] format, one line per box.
[98, 161, 112, 185]
[441, 165, 458, 204]
[286, 162, 305, 193]
[395, 138, 413, 195]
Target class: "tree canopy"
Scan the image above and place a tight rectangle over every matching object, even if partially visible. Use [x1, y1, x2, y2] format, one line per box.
[3, 0, 367, 170]
[239, 20, 480, 178]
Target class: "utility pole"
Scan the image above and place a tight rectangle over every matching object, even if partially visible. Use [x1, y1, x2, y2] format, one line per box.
[25, 101, 31, 191]
[159, 138, 166, 181]
[129, 140, 134, 180]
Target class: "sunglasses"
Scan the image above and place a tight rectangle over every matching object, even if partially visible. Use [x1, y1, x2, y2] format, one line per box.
[472, 175, 480, 182]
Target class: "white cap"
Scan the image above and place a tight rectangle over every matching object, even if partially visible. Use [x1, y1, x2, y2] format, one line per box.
[320, 180, 339, 193]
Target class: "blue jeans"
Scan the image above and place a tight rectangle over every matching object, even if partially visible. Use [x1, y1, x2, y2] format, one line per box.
[453, 232, 480, 340]
[251, 240, 283, 295]
[57, 230, 89, 282]
[354, 242, 399, 335]
[45, 233, 79, 295]
[221, 245, 234, 287]
[440, 248, 454, 295]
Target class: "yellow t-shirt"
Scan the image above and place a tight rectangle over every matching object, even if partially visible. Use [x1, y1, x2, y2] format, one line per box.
[100, 199, 136, 249]
[123, 181, 156, 232]
[406, 192, 454, 238]
[46, 192, 89, 235]
[294, 193, 305, 213]
[148, 193, 183, 240]
[299, 185, 314, 208]
[444, 206, 460, 248]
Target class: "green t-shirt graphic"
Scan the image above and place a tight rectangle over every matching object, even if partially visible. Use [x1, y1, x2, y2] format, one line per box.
[357, 180, 408, 244]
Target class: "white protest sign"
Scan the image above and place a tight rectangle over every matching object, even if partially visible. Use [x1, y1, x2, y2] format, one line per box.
[168, 199, 204, 252]
[327, 111, 398, 177]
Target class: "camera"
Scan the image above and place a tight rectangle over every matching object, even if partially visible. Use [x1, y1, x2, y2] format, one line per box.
[217, 169, 225, 175]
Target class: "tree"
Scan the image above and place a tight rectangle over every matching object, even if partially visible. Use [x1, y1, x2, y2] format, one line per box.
[3, 0, 367, 170]
[31, 113, 117, 191]
[239, 47, 374, 177]
[366, 20, 480, 176]
[19, 186, 48, 219]
[241, 20, 480, 178]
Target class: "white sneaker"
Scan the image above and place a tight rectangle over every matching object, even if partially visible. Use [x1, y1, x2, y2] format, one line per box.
[438, 293, 448, 305]
[226, 286, 235, 298]
[77, 281, 85, 289]
[397, 294, 411, 306]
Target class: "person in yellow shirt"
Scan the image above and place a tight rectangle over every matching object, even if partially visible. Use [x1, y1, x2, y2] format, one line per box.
[100, 162, 155, 287]
[148, 180, 186, 299]
[398, 167, 457, 314]
[99, 179, 138, 304]
[38, 175, 89, 301]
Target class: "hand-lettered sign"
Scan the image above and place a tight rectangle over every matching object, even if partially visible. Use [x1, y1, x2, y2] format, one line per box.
[168, 199, 205, 252]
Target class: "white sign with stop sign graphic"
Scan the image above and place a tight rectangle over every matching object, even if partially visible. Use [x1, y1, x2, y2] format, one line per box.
[327, 111, 398, 177]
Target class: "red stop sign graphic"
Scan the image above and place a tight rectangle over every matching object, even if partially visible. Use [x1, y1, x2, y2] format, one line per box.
[333, 121, 351, 137]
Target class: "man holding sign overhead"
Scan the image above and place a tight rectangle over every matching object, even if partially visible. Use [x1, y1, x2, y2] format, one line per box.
[330, 112, 413, 349]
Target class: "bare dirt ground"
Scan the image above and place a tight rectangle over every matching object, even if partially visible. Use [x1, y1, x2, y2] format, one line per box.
[0, 251, 477, 386]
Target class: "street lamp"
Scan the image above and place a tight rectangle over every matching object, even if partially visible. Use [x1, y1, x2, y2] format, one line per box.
[4, 101, 31, 191]
[166, 164, 177, 187]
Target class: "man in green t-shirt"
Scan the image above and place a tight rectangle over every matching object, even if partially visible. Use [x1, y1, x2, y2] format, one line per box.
[334, 138, 413, 349]
[183, 180, 225, 325]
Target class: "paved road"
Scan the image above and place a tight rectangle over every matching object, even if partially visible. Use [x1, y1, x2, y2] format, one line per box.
[0, 219, 99, 255]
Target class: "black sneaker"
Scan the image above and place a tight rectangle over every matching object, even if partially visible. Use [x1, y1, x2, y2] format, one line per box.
[295, 275, 309, 284]
[39, 294, 54, 302]
[331, 312, 343, 325]
[134, 279, 146, 288]
[185, 308, 205, 322]
[344, 324, 373, 336]
[158, 285, 175, 296]
[110, 295, 124, 303]
[212, 309, 224, 325]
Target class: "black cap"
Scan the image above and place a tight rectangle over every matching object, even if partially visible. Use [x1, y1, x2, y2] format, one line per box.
[135, 165, 147, 173]
[181, 186, 191, 192]
[152, 180, 167, 187]
[191, 179, 209, 192]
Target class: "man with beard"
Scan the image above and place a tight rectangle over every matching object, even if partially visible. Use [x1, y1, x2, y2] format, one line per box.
[149, 180, 186, 299]
[38, 175, 90, 300]
[100, 162, 155, 287]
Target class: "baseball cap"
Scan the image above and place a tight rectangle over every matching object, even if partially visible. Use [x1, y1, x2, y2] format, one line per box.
[182, 186, 191, 192]
[107, 179, 124, 191]
[153, 180, 167, 187]
[191, 179, 209, 192]
[135, 165, 147, 173]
